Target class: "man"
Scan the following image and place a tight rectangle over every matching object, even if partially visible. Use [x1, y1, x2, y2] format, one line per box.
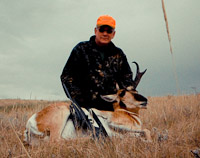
[61, 15, 135, 111]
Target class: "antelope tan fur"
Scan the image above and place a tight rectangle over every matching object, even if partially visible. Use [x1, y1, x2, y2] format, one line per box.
[23, 62, 151, 144]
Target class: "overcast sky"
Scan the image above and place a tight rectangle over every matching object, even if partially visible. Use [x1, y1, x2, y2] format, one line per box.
[0, 0, 199, 100]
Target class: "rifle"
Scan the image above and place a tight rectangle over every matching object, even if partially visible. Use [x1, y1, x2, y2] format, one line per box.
[62, 83, 108, 138]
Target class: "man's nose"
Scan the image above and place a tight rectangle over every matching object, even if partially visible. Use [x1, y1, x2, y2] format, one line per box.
[102, 31, 108, 35]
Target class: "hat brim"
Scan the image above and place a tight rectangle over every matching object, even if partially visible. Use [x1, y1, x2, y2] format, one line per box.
[97, 24, 115, 29]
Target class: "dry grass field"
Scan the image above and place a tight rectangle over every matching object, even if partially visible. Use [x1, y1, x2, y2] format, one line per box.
[0, 94, 200, 158]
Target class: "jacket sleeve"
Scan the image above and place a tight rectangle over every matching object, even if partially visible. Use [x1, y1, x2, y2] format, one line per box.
[117, 50, 136, 89]
[60, 44, 83, 99]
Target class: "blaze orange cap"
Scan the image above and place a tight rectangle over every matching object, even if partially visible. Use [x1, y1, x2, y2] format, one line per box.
[96, 15, 116, 29]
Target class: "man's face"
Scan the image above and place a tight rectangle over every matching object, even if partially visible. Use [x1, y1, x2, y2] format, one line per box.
[95, 25, 115, 46]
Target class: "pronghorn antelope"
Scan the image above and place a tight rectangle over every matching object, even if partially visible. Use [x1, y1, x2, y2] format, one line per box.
[23, 62, 151, 144]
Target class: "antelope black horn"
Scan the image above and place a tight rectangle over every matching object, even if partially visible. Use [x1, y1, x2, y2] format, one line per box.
[132, 61, 147, 89]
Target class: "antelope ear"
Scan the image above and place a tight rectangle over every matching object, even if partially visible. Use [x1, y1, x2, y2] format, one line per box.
[116, 83, 120, 90]
[100, 94, 118, 102]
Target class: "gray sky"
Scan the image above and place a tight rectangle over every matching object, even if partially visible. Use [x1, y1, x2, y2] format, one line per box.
[0, 0, 200, 100]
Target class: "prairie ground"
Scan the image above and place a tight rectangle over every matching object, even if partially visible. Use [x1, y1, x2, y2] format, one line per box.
[0, 94, 200, 158]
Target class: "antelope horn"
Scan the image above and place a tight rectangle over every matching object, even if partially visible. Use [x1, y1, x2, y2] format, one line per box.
[132, 61, 147, 89]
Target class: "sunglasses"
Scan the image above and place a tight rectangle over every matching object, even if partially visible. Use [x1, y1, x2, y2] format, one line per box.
[97, 26, 114, 34]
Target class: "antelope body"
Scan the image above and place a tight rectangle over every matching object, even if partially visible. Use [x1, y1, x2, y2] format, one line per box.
[23, 62, 151, 144]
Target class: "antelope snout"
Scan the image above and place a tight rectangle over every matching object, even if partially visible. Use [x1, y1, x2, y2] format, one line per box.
[140, 101, 148, 109]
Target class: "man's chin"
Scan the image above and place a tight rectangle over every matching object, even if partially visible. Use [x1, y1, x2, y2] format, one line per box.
[99, 40, 110, 45]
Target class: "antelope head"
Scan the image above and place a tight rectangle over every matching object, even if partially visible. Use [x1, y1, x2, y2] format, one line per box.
[101, 62, 147, 113]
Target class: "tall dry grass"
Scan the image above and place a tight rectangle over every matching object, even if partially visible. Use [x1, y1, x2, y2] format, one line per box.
[162, 0, 181, 95]
[0, 95, 200, 158]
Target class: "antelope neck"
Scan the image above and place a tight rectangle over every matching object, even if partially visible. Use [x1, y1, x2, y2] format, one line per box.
[115, 108, 139, 117]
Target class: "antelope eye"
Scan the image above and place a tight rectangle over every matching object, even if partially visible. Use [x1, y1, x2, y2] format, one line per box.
[119, 90, 126, 97]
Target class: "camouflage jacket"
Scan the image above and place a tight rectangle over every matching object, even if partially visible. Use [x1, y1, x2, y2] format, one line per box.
[61, 36, 135, 109]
